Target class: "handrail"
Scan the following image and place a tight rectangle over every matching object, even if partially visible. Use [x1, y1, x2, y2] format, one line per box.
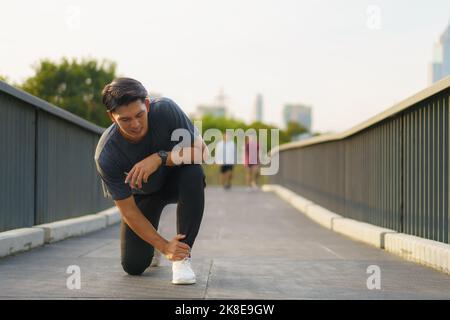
[0, 80, 104, 135]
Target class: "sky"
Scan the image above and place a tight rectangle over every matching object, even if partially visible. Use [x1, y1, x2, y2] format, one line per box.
[0, 0, 449, 133]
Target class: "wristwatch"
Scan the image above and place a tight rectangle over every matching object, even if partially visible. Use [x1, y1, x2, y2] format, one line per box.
[157, 150, 168, 166]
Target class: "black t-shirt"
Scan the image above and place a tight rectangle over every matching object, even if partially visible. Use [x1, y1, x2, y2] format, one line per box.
[94, 97, 198, 200]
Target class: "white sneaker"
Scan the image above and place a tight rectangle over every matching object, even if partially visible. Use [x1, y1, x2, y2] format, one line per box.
[150, 249, 161, 267]
[172, 257, 196, 285]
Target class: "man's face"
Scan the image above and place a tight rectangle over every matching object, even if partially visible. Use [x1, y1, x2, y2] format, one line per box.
[108, 98, 150, 142]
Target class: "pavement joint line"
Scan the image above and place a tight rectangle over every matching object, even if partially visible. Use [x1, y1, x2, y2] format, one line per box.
[314, 242, 345, 260]
[203, 259, 214, 299]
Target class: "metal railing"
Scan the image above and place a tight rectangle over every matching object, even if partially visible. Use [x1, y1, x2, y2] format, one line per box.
[271, 77, 450, 244]
[0, 81, 112, 232]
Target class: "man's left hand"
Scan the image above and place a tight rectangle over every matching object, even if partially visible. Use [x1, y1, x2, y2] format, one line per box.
[125, 153, 162, 189]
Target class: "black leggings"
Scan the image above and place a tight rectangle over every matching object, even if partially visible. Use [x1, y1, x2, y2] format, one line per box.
[120, 164, 206, 276]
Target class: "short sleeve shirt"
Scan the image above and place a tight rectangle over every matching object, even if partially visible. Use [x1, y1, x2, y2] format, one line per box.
[94, 97, 198, 200]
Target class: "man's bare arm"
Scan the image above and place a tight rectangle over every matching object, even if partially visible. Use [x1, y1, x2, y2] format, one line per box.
[114, 196, 190, 261]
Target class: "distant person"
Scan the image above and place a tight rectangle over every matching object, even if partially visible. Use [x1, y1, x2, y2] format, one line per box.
[244, 134, 260, 189]
[215, 132, 236, 189]
[95, 77, 207, 285]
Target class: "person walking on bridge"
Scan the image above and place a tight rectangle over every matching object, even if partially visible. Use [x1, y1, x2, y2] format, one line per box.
[94, 77, 207, 285]
[215, 131, 236, 189]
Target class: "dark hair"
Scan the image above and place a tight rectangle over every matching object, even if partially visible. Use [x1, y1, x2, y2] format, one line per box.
[101, 77, 148, 112]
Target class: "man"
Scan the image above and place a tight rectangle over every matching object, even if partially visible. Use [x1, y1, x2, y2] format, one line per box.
[215, 132, 236, 189]
[94, 77, 207, 285]
[244, 134, 260, 190]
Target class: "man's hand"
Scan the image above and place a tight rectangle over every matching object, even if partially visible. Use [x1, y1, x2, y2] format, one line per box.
[125, 153, 162, 189]
[163, 234, 191, 261]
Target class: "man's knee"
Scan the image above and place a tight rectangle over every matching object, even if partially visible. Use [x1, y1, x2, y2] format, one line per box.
[121, 257, 152, 276]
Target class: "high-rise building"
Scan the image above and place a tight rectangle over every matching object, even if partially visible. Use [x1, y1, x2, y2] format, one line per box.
[430, 22, 450, 84]
[283, 103, 312, 132]
[195, 104, 227, 118]
[254, 93, 263, 122]
[195, 88, 228, 119]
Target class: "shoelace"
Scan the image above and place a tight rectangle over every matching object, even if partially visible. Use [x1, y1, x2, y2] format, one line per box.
[174, 258, 191, 268]
[181, 258, 191, 266]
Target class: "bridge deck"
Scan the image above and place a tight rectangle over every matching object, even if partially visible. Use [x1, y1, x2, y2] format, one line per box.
[0, 187, 449, 299]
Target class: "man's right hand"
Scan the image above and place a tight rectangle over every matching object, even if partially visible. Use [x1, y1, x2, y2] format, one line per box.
[163, 234, 191, 261]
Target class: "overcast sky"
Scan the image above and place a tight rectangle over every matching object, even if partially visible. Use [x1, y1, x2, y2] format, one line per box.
[1, 0, 449, 132]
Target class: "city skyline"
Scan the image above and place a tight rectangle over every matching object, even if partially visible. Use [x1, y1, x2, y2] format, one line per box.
[1, 1, 449, 133]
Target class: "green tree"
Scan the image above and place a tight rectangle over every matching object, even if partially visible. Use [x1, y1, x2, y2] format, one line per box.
[21, 57, 117, 127]
[197, 115, 247, 134]
[0, 75, 9, 83]
[194, 115, 291, 151]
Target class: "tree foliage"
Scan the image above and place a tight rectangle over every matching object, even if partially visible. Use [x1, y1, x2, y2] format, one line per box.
[21, 57, 117, 127]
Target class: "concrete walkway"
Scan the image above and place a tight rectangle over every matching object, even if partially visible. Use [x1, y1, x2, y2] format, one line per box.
[0, 187, 449, 299]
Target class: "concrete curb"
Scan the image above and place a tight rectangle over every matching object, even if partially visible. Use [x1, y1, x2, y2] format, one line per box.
[32, 207, 120, 244]
[0, 228, 45, 258]
[332, 218, 397, 249]
[262, 185, 313, 213]
[97, 207, 121, 226]
[384, 233, 450, 273]
[263, 184, 450, 275]
[0, 206, 119, 258]
[33, 214, 108, 244]
[305, 204, 342, 230]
